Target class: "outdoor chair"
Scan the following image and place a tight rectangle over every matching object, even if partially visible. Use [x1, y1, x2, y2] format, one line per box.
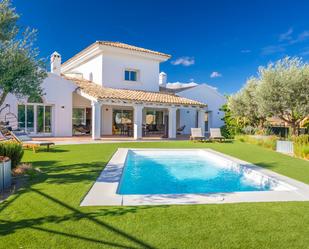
[177, 125, 186, 135]
[190, 128, 205, 142]
[209, 128, 225, 142]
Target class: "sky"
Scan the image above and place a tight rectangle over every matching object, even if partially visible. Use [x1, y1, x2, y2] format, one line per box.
[13, 0, 309, 94]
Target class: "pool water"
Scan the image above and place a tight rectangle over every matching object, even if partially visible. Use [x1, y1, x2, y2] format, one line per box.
[118, 150, 272, 195]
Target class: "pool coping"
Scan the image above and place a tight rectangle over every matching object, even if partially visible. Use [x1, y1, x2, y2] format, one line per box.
[80, 148, 309, 206]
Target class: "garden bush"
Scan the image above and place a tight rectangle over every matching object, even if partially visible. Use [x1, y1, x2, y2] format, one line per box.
[235, 135, 278, 150]
[242, 126, 256, 135]
[0, 142, 24, 168]
[293, 135, 309, 159]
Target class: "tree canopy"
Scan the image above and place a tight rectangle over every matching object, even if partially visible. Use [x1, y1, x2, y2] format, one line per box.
[0, 0, 46, 109]
[227, 56, 309, 135]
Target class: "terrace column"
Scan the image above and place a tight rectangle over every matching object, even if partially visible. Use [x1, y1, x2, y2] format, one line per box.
[133, 104, 143, 140]
[198, 109, 206, 136]
[91, 101, 102, 140]
[168, 106, 177, 139]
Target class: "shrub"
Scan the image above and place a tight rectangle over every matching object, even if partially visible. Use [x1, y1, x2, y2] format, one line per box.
[235, 134, 278, 150]
[293, 135, 309, 159]
[293, 134, 309, 145]
[0, 142, 24, 168]
[242, 126, 256, 135]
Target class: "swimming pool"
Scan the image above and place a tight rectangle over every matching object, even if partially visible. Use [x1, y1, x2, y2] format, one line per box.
[81, 149, 309, 206]
[118, 150, 273, 194]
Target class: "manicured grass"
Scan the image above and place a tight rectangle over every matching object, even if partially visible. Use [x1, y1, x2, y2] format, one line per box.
[1, 141, 309, 249]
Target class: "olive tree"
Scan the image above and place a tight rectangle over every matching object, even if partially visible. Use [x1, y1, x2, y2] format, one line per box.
[228, 78, 266, 128]
[0, 0, 46, 109]
[256, 57, 309, 135]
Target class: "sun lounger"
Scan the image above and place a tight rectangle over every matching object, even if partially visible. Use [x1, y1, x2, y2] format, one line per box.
[10, 131, 54, 152]
[190, 128, 205, 142]
[209, 128, 225, 142]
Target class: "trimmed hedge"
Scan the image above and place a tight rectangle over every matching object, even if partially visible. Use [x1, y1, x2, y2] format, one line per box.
[0, 142, 24, 168]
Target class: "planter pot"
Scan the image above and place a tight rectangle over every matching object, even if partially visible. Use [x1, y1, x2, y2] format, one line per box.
[276, 140, 294, 155]
[0, 156, 11, 192]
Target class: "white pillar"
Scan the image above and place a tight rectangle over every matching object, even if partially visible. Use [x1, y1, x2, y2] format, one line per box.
[133, 104, 143, 140]
[168, 106, 177, 139]
[91, 101, 102, 140]
[198, 109, 206, 136]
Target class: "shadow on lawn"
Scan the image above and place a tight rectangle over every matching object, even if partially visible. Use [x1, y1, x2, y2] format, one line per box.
[26, 160, 104, 185]
[0, 188, 161, 249]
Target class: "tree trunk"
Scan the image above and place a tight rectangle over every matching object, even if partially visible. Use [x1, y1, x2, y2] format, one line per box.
[0, 92, 8, 116]
[290, 122, 298, 136]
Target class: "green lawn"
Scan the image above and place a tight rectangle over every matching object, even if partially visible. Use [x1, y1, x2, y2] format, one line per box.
[1, 141, 309, 249]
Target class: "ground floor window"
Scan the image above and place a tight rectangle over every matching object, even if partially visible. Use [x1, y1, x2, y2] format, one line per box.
[18, 104, 52, 134]
[72, 108, 86, 126]
[113, 109, 133, 136]
[144, 110, 165, 136]
[145, 110, 163, 125]
[205, 112, 209, 132]
[72, 107, 91, 135]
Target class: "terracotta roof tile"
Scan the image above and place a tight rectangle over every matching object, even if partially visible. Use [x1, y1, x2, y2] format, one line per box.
[62, 41, 171, 67]
[64, 76, 206, 107]
[97, 41, 171, 58]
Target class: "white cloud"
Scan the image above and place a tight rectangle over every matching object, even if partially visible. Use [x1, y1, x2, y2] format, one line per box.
[171, 57, 195, 66]
[295, 30, 309, 43]
[241, 49, 251, 53]
[210, 71, 222, 78]
[300, 47, 309, 56]
[262, 28, 309, 56]
[261, 44, 286, 55]
[279, 28, 293, 41]
[166, 82, 198, 89]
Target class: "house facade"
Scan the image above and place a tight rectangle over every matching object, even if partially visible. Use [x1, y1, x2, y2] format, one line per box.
[0, 41, 225, 140]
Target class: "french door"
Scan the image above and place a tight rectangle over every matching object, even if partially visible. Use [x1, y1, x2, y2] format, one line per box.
[18, 104, 53, 134]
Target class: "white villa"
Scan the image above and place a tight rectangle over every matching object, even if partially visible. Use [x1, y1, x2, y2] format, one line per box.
[0, 41, 226, 140]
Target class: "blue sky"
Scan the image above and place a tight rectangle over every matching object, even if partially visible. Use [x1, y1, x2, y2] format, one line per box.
[14, 0, 309, 94]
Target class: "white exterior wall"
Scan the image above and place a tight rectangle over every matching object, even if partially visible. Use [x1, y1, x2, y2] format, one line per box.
[102, 52, 160, 91]
[72, 55, 103, 84]
[73, 93, 91, 107]
[102, 105, 113, 135]
[178, 109, 197, 134]
[0, 73, 76, 137]
[63, 50, 161, 92]
[177, 84, 226, 133]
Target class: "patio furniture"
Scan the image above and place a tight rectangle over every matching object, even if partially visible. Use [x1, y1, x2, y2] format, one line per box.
[209, 128, 225, 142]
[143, 124, 165, 136]
[177, 125, 186, 135]
[190, 128, 205, 142]
[9, 131, 54, 152]
[73, 124, 90, 135]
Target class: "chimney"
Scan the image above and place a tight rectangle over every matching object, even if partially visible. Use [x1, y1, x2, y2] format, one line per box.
[50, 51, 61, 75]
[159, 72, 167, 86]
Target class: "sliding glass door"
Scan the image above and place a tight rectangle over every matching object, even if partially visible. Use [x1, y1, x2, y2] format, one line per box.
[37, 105, 52, 133]
[18, 105, 34, 133]
[18, 104, 52, 134]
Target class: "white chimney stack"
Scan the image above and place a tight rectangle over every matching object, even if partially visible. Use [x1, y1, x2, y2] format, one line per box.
[50, 51, 61, 75]
[159, 72, 167, 86]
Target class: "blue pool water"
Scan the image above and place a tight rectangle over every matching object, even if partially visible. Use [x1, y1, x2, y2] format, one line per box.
[118, 150, 272, 195]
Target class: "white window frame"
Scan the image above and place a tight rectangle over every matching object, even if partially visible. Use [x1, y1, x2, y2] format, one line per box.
[124, 69, 139, 82]
[17, 103, 53, 135]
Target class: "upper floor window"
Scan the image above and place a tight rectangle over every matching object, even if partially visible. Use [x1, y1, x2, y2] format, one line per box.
[125, 70, 138, 81]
